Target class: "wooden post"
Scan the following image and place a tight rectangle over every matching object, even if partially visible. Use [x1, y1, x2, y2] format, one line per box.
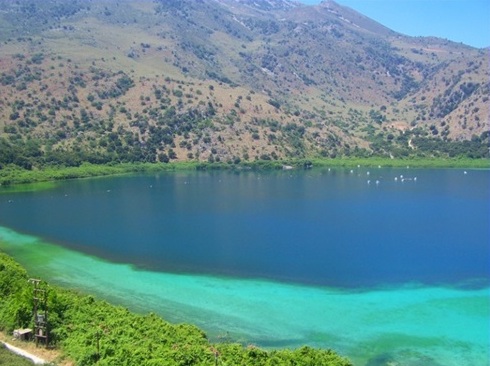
[29, 279, 48, 348]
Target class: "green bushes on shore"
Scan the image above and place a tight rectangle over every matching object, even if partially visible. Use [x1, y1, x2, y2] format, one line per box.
[1, 157, 488, 188]
[0, 253, 352, 365]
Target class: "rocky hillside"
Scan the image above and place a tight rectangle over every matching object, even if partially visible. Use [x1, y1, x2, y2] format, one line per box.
[0, 0, 488, 168]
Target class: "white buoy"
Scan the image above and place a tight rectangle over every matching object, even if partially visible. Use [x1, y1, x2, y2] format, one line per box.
[414, 177, 417, 181]
[367, 171, 370, 175]
[464, 171, 467, 175]
[376, 180, 380, 185]
[394, 177, 398, 181]
[367, 180, 371, 184]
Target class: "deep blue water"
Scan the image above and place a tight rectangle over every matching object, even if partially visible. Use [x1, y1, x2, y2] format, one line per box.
[1, 167, 489, 288]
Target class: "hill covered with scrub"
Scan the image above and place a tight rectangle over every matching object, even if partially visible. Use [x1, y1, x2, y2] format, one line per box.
[0, 0, 488, 172]
[0, 253, 351, 365]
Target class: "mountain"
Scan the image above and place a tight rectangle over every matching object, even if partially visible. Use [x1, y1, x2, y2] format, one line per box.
[0, 0, 488, 169]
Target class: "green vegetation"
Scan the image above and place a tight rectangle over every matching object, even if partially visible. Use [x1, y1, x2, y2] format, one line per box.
[0, 253, 351, 366]
[0, 162, 189, 186]
[0, 345, 35, 366]
[1, 157, 487, 188]
[308, 157, 490, 169]
[0, 161, 215, 187]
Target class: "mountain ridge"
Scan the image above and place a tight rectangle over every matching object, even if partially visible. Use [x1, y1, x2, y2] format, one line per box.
[0, 0, 488, 169]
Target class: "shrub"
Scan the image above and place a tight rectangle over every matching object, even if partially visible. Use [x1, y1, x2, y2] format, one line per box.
[0, 254, 352, 365]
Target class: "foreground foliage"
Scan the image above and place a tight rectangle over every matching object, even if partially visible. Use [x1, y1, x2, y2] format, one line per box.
[0, 253, 352, 366]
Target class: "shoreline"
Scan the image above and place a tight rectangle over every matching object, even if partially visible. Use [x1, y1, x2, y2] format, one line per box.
[0, 252, 353, 366]
[1, 242, 488, 366]
[1, 224, 489, 365]
[1, 157, 488, 188]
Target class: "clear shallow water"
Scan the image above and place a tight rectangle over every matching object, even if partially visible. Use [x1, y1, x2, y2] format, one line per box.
[0, 167, 489, 365]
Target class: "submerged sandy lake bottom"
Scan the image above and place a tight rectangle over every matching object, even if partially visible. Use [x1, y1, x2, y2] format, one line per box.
[1, 168, 489, 365]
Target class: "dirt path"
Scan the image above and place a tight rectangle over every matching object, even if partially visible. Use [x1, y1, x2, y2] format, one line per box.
[0, 331, 73, 366]
[1, 341, 46, 364]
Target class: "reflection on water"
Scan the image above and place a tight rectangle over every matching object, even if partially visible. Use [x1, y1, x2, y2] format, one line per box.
[1, 168, 489, 288]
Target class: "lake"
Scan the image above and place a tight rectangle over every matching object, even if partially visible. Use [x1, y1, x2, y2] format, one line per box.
[0, 167, 489, 365]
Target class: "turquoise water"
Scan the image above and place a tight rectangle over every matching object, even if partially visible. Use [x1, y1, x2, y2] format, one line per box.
[0, 226, 488, 365]
[0, 168, 489, 365]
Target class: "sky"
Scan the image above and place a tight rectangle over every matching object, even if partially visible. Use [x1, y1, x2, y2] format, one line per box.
[299, 0, 490, 48]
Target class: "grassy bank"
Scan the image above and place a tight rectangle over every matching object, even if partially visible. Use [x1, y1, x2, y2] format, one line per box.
[0, 344, 38, 366]
[0, 252, 351, 366]
[307, 157, 490, 169]
[1, 157, 488, 188]
[0, 162, 200, 188]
